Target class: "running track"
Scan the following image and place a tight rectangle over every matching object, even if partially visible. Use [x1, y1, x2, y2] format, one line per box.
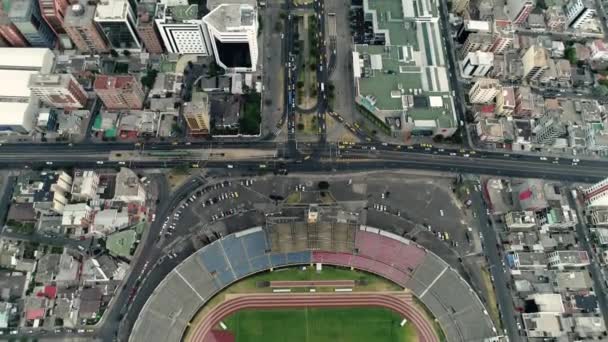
[187, 293, 439, 342]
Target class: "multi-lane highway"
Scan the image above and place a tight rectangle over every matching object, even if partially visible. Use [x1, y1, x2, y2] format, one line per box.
[0, 140, 605, 180]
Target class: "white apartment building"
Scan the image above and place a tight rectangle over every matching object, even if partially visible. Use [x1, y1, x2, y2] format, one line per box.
[155, 3, 211, 54]
[469, 78, 500, 104]
[203, 3, 258, 72]
[461, 51, 494, 77]
[565, 0, 596, 28]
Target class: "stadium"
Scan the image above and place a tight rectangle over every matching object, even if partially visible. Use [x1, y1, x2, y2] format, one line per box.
[130, 208, 497, 342]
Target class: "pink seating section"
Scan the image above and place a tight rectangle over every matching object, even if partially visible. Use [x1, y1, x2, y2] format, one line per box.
[311, 231, 426, 287]
[354, 231, 426, 273]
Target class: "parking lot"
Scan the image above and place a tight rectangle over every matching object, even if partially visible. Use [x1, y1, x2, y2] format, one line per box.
[158, 172, 481, 271]
[159, 178, 277, 244]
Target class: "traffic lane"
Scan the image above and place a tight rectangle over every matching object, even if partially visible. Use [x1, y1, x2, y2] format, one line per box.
[474, 192, 520, 341]
[569, 193, 608, 329]
[340, 149, 606, 179]
[99, 177, 205, 339]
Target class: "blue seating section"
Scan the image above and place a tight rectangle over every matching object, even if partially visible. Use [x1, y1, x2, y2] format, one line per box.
[241, 231, 268, 258]
[216, 267, 236, 287]
[269, 253, 287, 267]
[250, 255, 271, 272]
[221, 236, 249, 264]
[232, 262, 252, 279]
[287, 251, 311, 264]
[199, 241, 229, 275]
[197, 232, 310, 289]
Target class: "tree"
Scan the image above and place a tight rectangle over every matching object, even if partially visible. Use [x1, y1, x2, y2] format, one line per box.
[593, 85, 608, 97]
[140, 69, 158, 88]
[122, 50, 131, 57]
[599, 79, 608, 87]
[279, 11, 287, 19]
[318, 181, 330, 190]
[110, 49, 119, 58]
[564, 47, 577, 64]
[296, 81, 304, 88]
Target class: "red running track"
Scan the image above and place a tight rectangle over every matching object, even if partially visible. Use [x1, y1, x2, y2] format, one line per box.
[187, 293, 439, 342]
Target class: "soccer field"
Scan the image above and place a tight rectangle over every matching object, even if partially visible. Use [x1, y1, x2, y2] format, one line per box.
[223, 307, 418, 342]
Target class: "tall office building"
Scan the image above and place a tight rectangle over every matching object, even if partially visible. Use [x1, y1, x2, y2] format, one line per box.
[94, 0, 141, 51]
[469, 78, 500, 104]
[155, 3, 210, 54]
[64, 4, 108, 54]
[583, 178, 608, 208]
[29, 73, 88, 109]
[39, 0, 69, 35]
[522, 45, 549, 81]
[0, 15, 28, 47]
[462, 51, 494, 77]
[136, 3, 164, 54]
[203, 4, 258, 72]
[489, 21, 514, 55]
[532, 113, 565, 145]
[460, 32, 493, 57]
[456, 20, 490, 44]
[182, 91, 210, 136]
[9, 0, 57, 48]
[506, 0, 535, 25]
[94, 75, 144, 110]
[565, 0, 596, 28]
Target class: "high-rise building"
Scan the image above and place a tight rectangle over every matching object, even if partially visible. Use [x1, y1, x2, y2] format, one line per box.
[489, 20, 514, 54]
[532, 113, 565, 145]
[522, 45, 549, 81]
[565, 0, 595, 28]
[469, 78, 500, 104]
[457, 20, 491, 44]
[64, 4, 108, 54]
[0, 15, 29, 47]
[583, 178, 608, 208]
[182, 91, 210, 136]
[29, 73, 88, 109]
[460, 32, 493, 57]
[506, 0, 535, 25]
[94, 0, 141, 51]
[155, 3, 211, 54]
[462, 51, 494, 77]
[203, 3, 258, 72]
[94, 75, 144, 110]
[9, 0, 57, 48]
[136, 3, 163, 54]
[39, 0, 69, 35]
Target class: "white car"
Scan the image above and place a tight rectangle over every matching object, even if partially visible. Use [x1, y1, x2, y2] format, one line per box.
[540, 157, 547, 161]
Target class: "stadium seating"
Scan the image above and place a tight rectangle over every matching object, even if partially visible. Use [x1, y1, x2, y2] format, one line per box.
[131, 225, 496, 342]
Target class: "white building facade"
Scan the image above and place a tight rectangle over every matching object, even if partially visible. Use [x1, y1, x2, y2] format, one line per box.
[203, 4, 258, 72]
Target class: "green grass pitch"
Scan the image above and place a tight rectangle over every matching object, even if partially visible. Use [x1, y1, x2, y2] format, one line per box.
[222, 307, 417, 342]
